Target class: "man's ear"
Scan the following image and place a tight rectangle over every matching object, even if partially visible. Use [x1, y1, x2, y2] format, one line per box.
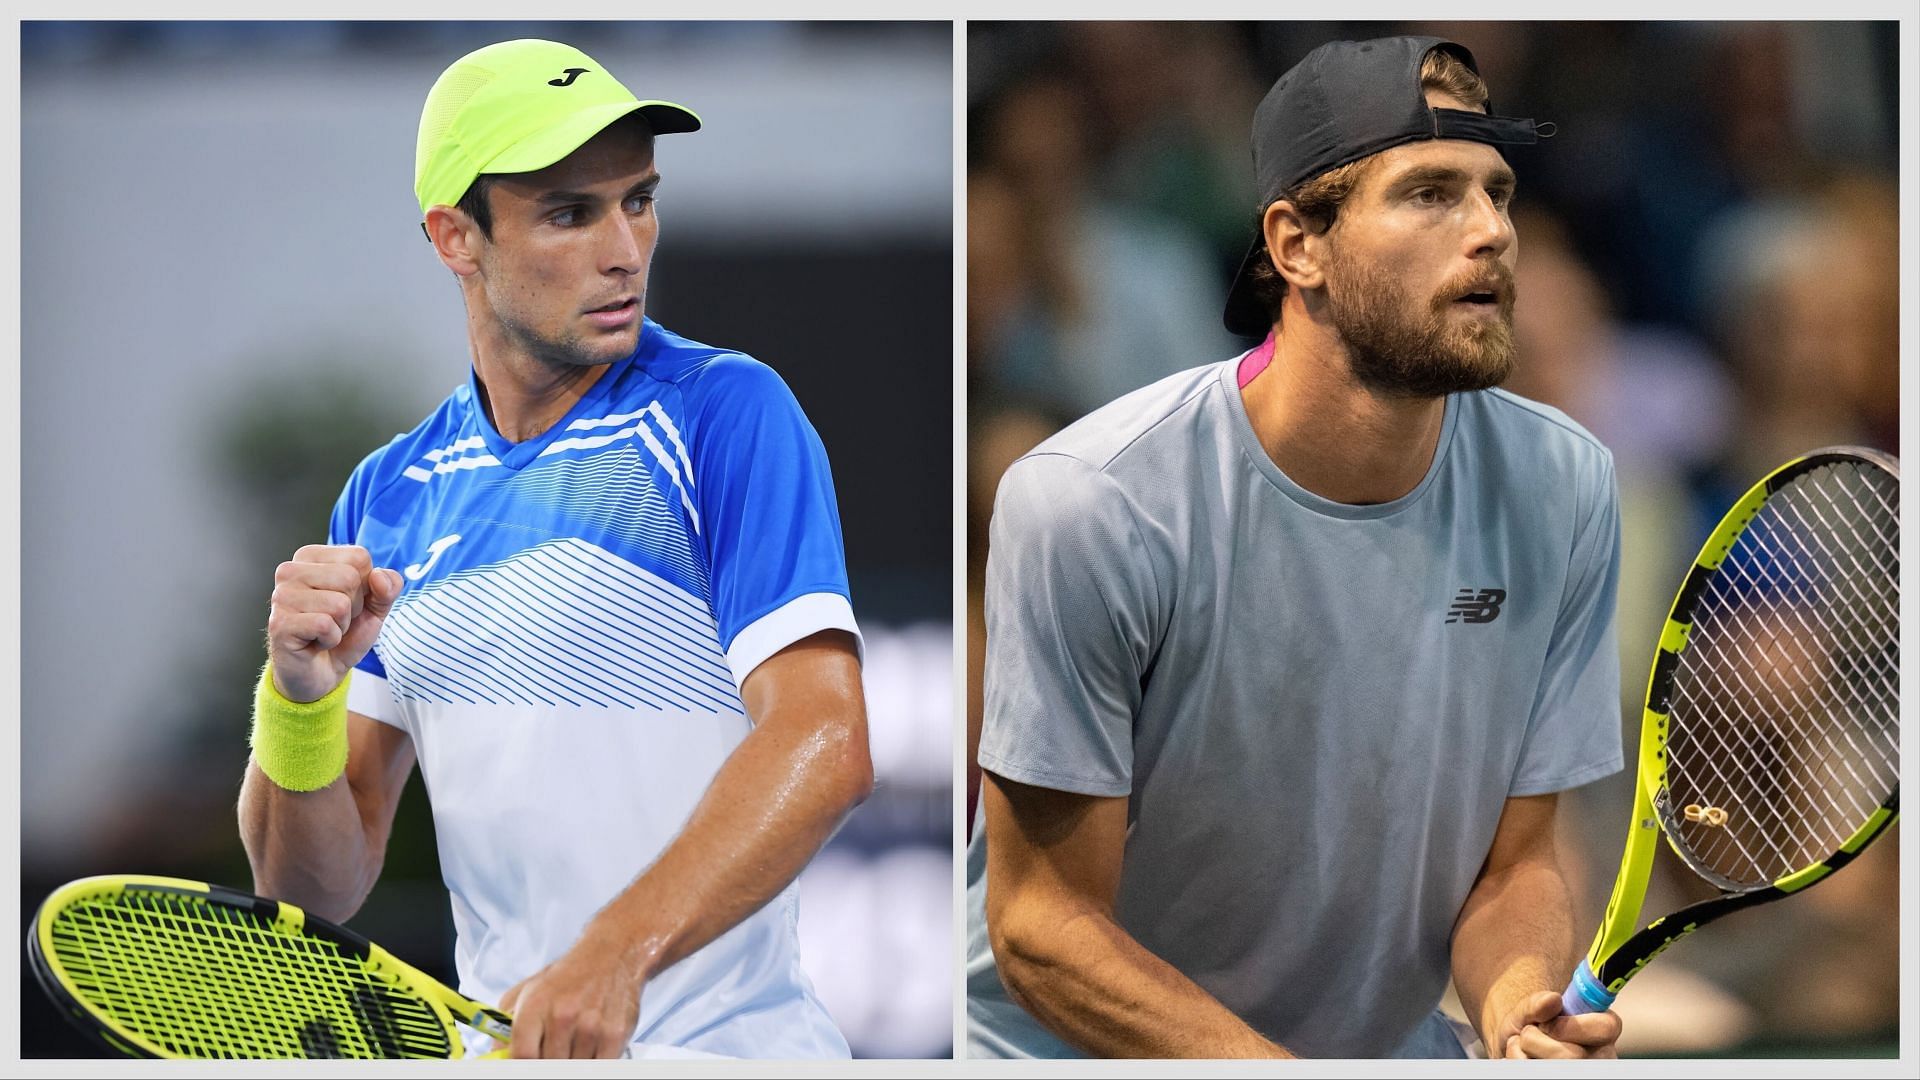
[424, 204, 482, 278]
[1262, 200, 1327, 292]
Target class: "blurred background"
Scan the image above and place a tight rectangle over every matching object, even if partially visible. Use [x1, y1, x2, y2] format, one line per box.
[967, 21, 1899, 1058]
[20, 21, 952, 1059]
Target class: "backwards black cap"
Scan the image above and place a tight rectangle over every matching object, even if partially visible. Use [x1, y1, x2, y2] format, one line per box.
[1222, 36, 1553, 337]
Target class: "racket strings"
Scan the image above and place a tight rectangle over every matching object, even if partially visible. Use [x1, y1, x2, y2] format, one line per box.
[1663, 460, 1898, 891]
[45, 888, 451, 1058]
[1672, 489, 1897, 874]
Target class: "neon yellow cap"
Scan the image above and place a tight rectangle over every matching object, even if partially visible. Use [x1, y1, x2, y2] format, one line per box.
[414, 38, 700, 218]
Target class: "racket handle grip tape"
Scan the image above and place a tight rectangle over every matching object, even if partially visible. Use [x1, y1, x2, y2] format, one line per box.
[1560, 960, 1616, 1016]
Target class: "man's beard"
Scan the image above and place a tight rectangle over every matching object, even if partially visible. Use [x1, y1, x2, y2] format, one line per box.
[1322, 250, 1517, 398]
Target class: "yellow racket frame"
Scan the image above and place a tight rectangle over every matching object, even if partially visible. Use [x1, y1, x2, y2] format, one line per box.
[32, 874, 513, 1059]
[1566, 448, 1900, 1013]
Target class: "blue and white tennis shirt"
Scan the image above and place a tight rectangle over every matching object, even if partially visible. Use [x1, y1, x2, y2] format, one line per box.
[329, 319, 858, 1058]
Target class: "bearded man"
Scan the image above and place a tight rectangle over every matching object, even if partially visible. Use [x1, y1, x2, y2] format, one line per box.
[966, 36, 1628, 1059]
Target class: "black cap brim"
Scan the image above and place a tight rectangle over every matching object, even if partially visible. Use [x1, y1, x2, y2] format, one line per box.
[1222, 236, 1273, 338]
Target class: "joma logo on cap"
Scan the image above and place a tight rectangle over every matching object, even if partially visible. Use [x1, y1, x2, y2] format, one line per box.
[548, 67, 590, 87]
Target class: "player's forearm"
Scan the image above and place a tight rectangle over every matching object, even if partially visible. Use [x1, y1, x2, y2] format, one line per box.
[584, 690, 872, 983]
[1450, 850, 1577, 1047]
[237, 761, 381, 923]
[990, 897, 1291, 1058]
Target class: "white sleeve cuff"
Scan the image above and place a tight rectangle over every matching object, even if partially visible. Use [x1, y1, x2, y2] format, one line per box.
[724, 592, 863, 690]
[345, 667, 404, 728]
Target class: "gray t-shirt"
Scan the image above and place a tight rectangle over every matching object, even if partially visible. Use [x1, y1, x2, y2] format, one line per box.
[967, 354, 1624, 1059]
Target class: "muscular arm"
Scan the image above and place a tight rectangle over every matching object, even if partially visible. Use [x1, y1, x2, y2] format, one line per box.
[501, 628, 873, 1058]
[983, 771, 1290, 1058]
[237, 545, 412, 925]
[237, 712, 415, 924]
[595, 628, 872, 975]
[1451, 792, 1620, 1059]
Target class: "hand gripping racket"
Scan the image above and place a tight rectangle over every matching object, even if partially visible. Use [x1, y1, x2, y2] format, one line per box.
[1561, 446, 1900, 1016]
[29, 874, 514, 1058]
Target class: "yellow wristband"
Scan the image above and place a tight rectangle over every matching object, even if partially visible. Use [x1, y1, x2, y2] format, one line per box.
[250, 662, 350, 792]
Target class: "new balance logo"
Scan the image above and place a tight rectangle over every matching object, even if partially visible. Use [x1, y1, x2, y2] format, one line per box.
[549, 68, 589, 87]
[1446, 587, 1506, 624]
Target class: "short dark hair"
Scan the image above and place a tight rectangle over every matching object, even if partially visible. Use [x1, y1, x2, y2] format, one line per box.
[457, 174, 499, 241]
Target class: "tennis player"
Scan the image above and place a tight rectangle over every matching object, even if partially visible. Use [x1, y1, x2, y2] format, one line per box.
[968, 37, 1626, 1059]
[238, 39, 871, 1060]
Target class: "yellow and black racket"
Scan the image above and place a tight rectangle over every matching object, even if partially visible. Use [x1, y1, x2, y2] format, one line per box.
[29, 874, 513, 1058]
[1561, 446, 1900, 1016]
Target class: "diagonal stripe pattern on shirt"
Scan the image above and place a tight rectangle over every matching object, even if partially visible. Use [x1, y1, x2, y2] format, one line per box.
[482, 446, 708, 596]
[376, 538, 743, 713]
[542, 403, 701, 534]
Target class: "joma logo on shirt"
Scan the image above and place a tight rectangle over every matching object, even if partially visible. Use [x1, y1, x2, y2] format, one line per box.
[1446, 587, 1506, 624]
[405, 533, 462, 580]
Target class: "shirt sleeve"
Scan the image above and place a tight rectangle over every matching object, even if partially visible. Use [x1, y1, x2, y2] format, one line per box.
[977, 454, 1158, 798]
[1510, 450, 1626, 796]
[327, 454, 400, 727]
[688, 355, 860, 689]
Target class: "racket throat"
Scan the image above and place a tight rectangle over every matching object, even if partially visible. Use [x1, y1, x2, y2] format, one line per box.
[1586, 765, 1662, 966]
[470, 1009, 513, 1043]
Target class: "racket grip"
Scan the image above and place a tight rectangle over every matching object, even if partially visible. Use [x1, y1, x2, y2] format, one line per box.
[1560, 959, 1616, 1016]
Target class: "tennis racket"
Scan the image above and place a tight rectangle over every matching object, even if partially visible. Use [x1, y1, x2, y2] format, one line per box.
[1561, 446, 1900, 1017]
[29, 874, 513, 1058]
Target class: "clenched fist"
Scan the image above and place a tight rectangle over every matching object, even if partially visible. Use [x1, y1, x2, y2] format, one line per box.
[267, 545, 402, 703]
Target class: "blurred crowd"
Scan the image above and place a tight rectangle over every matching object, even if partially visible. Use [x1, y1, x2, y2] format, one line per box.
[967, 21, 1899, 1056]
